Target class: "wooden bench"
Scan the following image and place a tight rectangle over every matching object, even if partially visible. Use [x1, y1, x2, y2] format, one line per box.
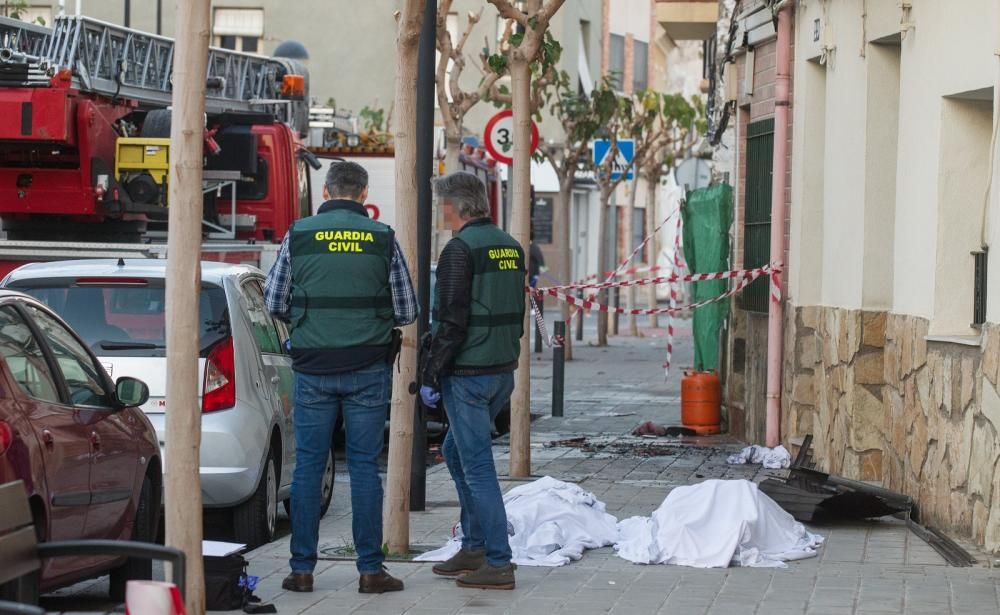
[0, 480, 185, 613]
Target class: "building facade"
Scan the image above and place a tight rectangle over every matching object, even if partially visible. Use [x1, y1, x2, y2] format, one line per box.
[721, 0, 1000, 551]
[717, 0, 794, 444]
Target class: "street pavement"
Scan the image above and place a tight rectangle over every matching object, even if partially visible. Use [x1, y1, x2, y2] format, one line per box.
[45, 315, 1000, 614]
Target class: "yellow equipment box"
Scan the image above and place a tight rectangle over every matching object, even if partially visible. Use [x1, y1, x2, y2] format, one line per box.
[116, 137, 170, 206]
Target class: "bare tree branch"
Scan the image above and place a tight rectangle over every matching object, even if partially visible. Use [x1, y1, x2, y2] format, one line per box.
[485, 0, 529, 29]
[454, 8, 481, 56]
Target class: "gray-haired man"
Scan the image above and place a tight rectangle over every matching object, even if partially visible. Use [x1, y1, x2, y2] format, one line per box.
[420, 171, 525, 589]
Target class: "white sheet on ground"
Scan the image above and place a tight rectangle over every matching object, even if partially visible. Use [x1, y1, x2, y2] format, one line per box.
[726, 444, 792, 469]
[414, 476, 618, 567]
[615, 479, 823, 568]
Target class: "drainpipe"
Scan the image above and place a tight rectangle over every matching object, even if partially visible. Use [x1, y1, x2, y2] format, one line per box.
[765, 1, 792, 448]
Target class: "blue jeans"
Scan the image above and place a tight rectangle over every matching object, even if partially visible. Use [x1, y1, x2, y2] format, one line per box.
[289, 363, 389, 575]
[441, 372, 514, 567]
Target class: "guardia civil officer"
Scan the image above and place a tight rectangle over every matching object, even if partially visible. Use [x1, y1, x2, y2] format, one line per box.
[420, 171, 525, 590]
[265, 161, 417, 594]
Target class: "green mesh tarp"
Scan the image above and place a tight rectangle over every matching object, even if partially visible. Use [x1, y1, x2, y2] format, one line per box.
[681, 183, 733, 371]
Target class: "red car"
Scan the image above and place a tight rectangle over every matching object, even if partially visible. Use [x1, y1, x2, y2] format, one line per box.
[0, 290, 159, 601]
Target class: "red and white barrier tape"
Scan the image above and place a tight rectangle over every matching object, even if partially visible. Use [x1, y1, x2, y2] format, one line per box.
[609, 209, 680, 281]
[572, 211, 680, 286]
[665, 207, 686, 377]
[528, 293, 563, 349]
[538, 265, 773, 293]
[540, 267, 764, 316]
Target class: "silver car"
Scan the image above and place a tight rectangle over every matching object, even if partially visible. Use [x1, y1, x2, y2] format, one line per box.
[2, 259, 334, 547]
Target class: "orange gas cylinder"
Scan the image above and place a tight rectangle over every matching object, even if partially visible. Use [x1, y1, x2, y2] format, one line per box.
[681, 370, 721, 435]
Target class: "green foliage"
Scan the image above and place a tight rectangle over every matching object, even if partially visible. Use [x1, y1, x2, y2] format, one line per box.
[487, 53, 508, 76]
[360, 105, 385, 133]
[4, 0, 44, 24]
[539, 31, 562, 67]
[325, 97, 337, 110]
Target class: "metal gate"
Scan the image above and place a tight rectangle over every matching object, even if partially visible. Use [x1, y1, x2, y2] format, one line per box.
[741, 118, 774, 313]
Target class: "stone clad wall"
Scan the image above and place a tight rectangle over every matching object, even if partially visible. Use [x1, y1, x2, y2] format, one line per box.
[783, 304, 1000, 550]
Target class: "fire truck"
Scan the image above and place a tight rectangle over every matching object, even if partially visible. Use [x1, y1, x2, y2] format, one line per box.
[0, 15, 318, 277]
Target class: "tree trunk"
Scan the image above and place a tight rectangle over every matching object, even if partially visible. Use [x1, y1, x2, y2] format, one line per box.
[508, 57, 532, 478]
[444, 129, 462, 172]
[555, 179, 574, 360]
[595, 186, 611, 346]
[625, 178, 639, 336]
[645, 173, 659, 328]
[385, 0, 425, 554]
[165, 1, 209, 612]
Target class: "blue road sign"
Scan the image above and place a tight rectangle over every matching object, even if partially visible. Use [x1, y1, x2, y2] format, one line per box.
[593, 139, 635, 180]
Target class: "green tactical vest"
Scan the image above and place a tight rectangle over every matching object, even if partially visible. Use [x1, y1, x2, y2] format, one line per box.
[289, 209, 394, 349]
[440, 221, 526, 368]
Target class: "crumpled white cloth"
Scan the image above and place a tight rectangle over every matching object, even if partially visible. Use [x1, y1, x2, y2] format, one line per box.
[414, 476, 618, 567]
[726, 444, 792, 469]
[615, 479, 823, 568]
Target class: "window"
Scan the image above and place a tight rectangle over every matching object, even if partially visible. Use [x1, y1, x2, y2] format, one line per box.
[27, 306, 112, 408]
[632, 40, 648, 92]
[932, 94, 993, 335]
[532, 196, 554, 244]
[0, 306, 60, 403]
[213, 8, 263, 53]
[974, 249, 988, 327]
[632, 206, 646, 257]
[17, 284, 230, 358]
[297, 158, 312, 219]
[578, 26, 594, 95]
[242, 280, 282, 354]
[741, 118, 774, 313]
[608, 34, 625, 90]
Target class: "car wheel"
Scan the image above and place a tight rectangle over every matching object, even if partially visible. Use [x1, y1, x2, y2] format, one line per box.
[233, 448, 278, 548]
[319, 448, 335, 517]
[109, 474, 156, 602]
[282, 447, 335, 519]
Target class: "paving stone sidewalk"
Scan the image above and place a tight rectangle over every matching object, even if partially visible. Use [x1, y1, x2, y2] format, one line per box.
[46, 320, 1000, 614]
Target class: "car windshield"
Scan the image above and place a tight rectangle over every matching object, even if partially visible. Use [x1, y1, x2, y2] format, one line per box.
[13, 281, 231, 358]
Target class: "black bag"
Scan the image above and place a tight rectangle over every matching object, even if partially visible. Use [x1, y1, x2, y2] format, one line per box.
[204, 553, 247, 611]
[204, 553, 277, 613]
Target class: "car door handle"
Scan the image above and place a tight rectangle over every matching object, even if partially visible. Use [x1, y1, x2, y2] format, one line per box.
[89, 431, 101, 451]
[41, 429, 54, 450]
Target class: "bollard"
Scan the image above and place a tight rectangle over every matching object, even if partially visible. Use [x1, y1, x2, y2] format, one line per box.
[552, 321, 565, 417]
[575, 289, 584, 341]
[610, 287, 620, 335]
[534, 298, 544, 353]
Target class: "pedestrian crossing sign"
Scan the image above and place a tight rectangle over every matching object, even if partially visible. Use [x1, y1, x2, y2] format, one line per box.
[593, 139, 635, 181]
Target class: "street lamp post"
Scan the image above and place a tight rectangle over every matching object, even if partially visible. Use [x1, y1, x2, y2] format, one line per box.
[409, 0, 436, 512]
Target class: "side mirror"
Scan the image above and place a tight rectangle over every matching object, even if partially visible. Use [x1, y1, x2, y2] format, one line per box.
[115, 377, 150, 408]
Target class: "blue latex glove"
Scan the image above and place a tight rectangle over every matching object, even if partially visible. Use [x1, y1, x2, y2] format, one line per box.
[420, 385, 440, 408]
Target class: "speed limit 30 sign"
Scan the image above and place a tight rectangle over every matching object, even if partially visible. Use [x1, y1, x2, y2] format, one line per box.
[483, 109, 539, 165]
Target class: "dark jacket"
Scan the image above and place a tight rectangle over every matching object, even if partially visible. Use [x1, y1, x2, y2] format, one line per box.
[289, 199, 392, 374]
[421, 218, 524, 387]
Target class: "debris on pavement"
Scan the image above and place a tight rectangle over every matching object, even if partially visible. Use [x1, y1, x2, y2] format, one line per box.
[726, 444, 792, 469]
[631, 421, 698, 437]
[615, 479, 824, 568]
[416, 476, 618, 567]
[758, 436, 913, 522]
[544, 435, 686, 457]
[544, 436, 588, 448]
